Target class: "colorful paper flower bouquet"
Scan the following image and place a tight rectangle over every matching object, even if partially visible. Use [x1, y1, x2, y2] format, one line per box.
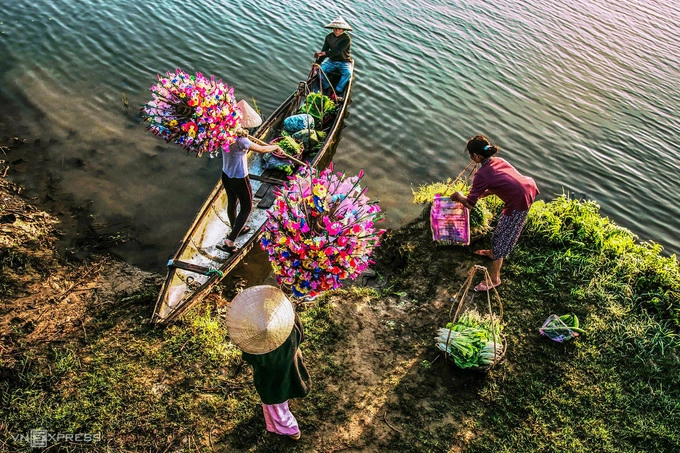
[141, 68, 241, 157]
[260, 164, 386, 298]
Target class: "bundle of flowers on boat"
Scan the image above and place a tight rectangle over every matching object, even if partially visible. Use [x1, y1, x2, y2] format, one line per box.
[260, 164, 385, 297]
[141, 69, 241, 158]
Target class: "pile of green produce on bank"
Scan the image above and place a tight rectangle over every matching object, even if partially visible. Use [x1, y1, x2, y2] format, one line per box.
[436, 309, 504, 369]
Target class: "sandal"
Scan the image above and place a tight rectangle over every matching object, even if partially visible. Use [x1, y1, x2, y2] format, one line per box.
[216, 243, 237, 253]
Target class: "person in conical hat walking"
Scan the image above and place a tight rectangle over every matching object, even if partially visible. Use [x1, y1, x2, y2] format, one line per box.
[225, 285, 311, 440]
[313, 15, 354, 102]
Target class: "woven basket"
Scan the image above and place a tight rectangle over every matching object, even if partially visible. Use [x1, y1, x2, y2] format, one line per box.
[270, 136, 303, 161]
[439, 265, 506, 371]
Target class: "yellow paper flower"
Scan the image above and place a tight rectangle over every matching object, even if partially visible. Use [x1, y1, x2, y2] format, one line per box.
[313, 184, 327, 198]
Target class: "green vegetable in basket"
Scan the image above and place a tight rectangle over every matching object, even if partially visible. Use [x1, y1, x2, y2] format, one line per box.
[436, 328, 479, 368]
[299, 93, 336, 125]
[436, 309, 503, 369]
[276, 136, 302, 157]
[479, 341, 504, 366]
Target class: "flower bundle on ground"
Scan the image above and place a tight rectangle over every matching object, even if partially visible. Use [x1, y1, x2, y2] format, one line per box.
[260, 164, 385, 297]
[141, 69, 241, 157]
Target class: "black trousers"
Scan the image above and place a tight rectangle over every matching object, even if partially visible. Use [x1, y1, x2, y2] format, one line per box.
[221, 173, 252, 241]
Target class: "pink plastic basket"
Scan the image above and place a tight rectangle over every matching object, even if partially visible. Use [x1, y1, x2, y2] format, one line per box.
[430, 194, 470, 245]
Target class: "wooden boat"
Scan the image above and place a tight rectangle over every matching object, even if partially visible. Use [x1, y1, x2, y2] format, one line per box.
[152, 65, 353, 323]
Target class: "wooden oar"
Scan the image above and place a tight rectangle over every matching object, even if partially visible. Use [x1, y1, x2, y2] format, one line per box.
[247, 134, 307, 167]
[249, 174, 288, 186]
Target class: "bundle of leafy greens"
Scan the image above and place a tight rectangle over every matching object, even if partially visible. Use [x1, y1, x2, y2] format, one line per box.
[298, 93, 336, 126]
[263, 136, 302, 175]
[435, 309, 504, 369]
[275, 136, 302, 158]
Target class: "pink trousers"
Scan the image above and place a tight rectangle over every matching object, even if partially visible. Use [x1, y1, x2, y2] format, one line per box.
[262, 401, 300, 436]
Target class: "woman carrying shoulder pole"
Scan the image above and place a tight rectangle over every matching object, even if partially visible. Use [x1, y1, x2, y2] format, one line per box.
[217, 100, 283, 253]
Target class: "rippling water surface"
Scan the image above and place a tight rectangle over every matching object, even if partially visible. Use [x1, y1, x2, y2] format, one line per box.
[2, 0, 679, 271]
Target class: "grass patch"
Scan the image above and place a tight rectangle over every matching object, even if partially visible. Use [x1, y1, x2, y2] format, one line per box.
[1, 194, 679, 451]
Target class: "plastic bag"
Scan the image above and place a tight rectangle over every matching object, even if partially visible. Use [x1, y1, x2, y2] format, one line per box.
[430, 194, 470, 245]
[292, 129, 319, 149]
[283, 114, 314, 134]
[539, 314, 578, 342]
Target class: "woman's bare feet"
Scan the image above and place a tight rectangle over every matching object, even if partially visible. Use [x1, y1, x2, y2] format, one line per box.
[474, 280, 501, 292]
[474, 249, 494, 258]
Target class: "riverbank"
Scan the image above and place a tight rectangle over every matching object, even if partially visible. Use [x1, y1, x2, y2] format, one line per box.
[1, 177, 679, 452]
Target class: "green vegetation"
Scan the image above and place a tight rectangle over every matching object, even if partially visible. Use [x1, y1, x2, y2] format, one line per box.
[1, 194, 679, 452]
[1, 283, 346, 451]
[298, 92, 336, 126]
[274, 135, 303, 158]
[468, 195, 680, 452]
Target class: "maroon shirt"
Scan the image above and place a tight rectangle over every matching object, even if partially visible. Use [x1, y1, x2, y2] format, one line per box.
[467, 157, 539, 215]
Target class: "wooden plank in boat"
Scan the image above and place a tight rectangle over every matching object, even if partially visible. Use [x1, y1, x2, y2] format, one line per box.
[167, 259, 223, 277]
[254, 181, 271, 199]
[257, 185, 277, 209]
[254, 168, 290, 207]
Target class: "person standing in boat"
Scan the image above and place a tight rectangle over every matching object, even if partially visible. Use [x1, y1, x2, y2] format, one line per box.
[225, 286, 311, 441]
[450, 135, 539, 292]
[218, 100, 283, 253]
[313, 16, 353, 103]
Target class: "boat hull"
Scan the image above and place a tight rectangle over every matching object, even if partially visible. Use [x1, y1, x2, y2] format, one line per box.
[152, 67, 353, 323]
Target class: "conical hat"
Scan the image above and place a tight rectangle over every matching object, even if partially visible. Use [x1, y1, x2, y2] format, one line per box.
[324, 16, 353, 31]
[225, 285, 295, 355]
[236, 99, 263, 129]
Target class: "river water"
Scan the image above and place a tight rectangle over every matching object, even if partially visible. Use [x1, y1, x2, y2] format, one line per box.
[2, 0, 679, 273]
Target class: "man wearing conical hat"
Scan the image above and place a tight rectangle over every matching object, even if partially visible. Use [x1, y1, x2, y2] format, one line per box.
[313, 15, 354, 102]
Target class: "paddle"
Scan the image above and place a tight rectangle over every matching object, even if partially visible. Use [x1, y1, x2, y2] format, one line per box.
[249, 174, 288, 186]
[247, 134, 307, 167]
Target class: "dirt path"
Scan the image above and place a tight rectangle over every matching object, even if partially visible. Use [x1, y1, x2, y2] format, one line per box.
[1, 177, 494, 452]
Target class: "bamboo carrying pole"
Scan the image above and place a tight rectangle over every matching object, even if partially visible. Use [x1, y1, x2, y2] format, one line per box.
[247, 134, 307, 167]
